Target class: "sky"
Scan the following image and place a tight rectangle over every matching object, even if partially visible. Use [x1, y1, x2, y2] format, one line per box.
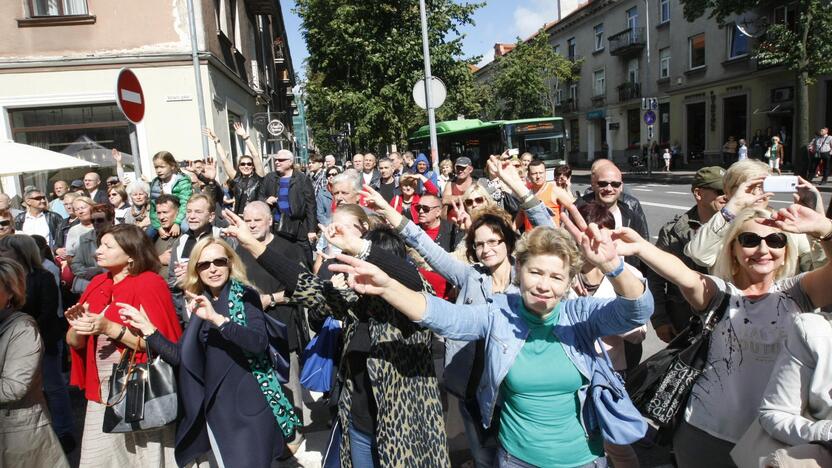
[280, 0, 578, 79]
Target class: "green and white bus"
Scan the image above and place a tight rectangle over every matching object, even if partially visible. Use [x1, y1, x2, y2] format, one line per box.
[408, 117, 566, 179]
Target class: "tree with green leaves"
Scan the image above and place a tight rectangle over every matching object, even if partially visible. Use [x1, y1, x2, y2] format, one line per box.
[295, 0, 485, 155]
[489, 29, 579, 120]
[680, 0, 832, 175]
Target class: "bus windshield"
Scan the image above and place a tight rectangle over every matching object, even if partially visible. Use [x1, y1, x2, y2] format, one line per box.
[504, 119, 566, 168]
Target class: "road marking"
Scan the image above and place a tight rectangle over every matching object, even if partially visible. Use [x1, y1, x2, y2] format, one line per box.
[640, 201, 689, 210]
[667, 191, 689, 195]
[632, 188, 653, 192]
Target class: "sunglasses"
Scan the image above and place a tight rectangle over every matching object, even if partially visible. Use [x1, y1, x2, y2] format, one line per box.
[196, 257, 229, 271]
[415, 204, 439, 213]
[28, 195, 46, 201]
[596, 181, 623, 188]
[276, 158, 292, 163]
[455, 165, 468, 172]
[107, 180, 119, 185]
[736, 232, 787, 249]
[327, 172, 338, 178]
[238, 162, 254, 167]
[464, 196, 486, 207]
[0, 220, 10, 227]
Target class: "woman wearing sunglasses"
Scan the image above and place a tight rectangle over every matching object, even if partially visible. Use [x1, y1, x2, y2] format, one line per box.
[362, 156, 557, 467]
[316, 167, 342, 227]
[613, 204, 832, 467]
[390, 173, 438, 221]
[119, 237, 298, 467]
[204, 124, 265, 215]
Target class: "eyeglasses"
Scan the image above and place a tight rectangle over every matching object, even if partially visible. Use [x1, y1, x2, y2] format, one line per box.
[238, 162, 254, 167]
[736, 232, 787, 249]
[464, 197, 486, 208]
[474, 239, 504, 250]
[27, 196, 46, 201]
[415, 204, 440, 213]
[196, 257, 230, 271]
[0, 220, 10, 227]
[596, 181, 623, 188]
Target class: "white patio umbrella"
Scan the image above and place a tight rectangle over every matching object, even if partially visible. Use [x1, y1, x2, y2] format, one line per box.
[0, 140, 98, 177]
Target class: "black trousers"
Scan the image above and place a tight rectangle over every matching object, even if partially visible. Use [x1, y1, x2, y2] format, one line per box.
[813, 152, 830, 181]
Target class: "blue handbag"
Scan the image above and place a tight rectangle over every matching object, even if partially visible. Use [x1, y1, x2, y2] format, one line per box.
[300, 317, 342, 392]
[587, 342, 648, 445]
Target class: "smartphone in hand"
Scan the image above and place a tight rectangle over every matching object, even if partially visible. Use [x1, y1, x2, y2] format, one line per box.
[763, 176, 798, 193]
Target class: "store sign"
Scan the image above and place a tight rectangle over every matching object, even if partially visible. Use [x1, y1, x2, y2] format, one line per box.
[115, 68, 145, 124]
[267, 119, 285, 136]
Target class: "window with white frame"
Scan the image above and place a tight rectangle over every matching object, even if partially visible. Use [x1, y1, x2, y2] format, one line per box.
[569, 83, 578, 101]
[689, 33, 706, 69]
[567, 37, 577, 59]
[659, 47, 670, 78]
[659, 0, 670, 23]
[594, 24, 604, 51]
[594, 69, 605, 96]
[627, 58, 639, 83]
[728, 23, 749, 58]
[29, 0, 88, 16]
[556, 88, 563, 105]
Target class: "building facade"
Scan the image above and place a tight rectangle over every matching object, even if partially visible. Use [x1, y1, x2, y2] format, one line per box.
[475, 0, 831, 170]
[0, 0, 297, 195]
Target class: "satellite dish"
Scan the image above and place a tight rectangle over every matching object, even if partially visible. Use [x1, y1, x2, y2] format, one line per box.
[736, 14, 769, 38]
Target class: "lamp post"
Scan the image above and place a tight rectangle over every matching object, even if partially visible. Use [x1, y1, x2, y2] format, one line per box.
[418, 0, 439, 165]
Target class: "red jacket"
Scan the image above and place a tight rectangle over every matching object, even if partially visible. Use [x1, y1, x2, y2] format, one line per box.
[390, 179, 439, 220]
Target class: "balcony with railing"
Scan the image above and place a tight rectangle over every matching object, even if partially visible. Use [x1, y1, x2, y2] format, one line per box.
[608, 27, 645, 56]
[591, 93, 606, 107]
[617, 82, 641, 101]
[557, 98, 579, 113]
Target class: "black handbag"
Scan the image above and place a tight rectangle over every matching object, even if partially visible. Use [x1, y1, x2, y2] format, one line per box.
[626, 292, 730, 432]
[102, 346, 178, 433]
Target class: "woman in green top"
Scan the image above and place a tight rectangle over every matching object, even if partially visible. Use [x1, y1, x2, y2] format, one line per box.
[767, 136, 784, 175]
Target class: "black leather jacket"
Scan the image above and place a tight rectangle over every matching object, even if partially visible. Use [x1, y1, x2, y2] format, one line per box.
[231, 174, 262, 214]
[14, 210, 66, 248]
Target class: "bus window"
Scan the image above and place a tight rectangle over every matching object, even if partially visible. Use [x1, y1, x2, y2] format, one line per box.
[521, 134, 564, 164]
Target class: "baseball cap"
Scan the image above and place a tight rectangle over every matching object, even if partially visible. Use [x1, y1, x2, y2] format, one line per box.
[692, 166, 725, 191]
[455, 156, 472, 167]
[106, 176, 120, 185]
[70, 179, 84, 189]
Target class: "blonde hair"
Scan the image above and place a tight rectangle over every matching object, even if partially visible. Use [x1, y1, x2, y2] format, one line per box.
[514, 227, 583, 282]
[723, 159, 770, 198]
[72, 196, 95, 209]
[711, 208, 797, 282]
[182, 238, 252, 295]
[462, 184, 497, 211]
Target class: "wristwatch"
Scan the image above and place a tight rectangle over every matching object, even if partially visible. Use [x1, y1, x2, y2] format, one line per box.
[268, 293, 278, 309]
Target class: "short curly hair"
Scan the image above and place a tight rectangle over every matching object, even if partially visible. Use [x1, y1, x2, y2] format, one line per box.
[513, 227, 583, 283]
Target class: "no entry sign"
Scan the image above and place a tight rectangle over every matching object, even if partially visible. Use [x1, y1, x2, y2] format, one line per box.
[115, 68, 145, 124]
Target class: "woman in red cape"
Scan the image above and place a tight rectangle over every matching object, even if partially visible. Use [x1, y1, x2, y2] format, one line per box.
[66, 224, 182, 467]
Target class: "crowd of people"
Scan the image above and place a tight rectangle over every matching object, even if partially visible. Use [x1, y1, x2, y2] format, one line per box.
[0, 131, 831, 468]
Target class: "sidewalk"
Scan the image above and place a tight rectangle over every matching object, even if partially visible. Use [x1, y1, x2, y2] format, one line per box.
[571, 169, 832, 192]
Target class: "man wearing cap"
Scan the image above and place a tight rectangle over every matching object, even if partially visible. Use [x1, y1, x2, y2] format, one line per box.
[441, 156, 474, 220]
[646, 166, 726, 343]
[70, 179, 86, 194]
[83, 172, 109, 205]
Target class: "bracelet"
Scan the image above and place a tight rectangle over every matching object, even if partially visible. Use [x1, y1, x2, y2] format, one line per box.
[604, 258, 626, 278]
[520, 190, 536, 205]
[395, 216, 409, 233]
[720, 207, 736, 223]
[817, 222, 832, 241]
[243, 136, 250, 141]
[356, 240, 373, 260]
[114, 325, 127, 341]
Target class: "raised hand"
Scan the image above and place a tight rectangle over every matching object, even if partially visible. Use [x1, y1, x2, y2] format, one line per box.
[202, 128, 218, 142]
[111, 148, 123, 163]
[327, 254, 392, 296]
[202, 158, 217, 180]
[117, 302, 156, 336]
[610, 227, 648, 257]
[452, 198, 471, 230]
[560, 203, 620, 271]
[725, 176, 770, 213]
[361, 184, 392, 212]
[221, 209, 262, 254]
[320, 222, 365, 256]
[794, 176, 823, 213]
[759, 204, 832, 238]
[233, 122, 248, 139]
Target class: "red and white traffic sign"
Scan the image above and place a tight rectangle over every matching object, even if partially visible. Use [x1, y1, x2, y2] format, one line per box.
[115, 68, 145, 124]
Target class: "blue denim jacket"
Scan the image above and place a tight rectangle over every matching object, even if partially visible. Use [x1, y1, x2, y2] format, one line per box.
[417, 285, 653, 432]
[398, 199, 554, 397]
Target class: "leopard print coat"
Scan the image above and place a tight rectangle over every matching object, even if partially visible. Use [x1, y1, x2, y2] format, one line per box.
[293, 271, 450, 467]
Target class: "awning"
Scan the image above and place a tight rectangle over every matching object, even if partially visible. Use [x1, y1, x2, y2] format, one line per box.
[753, 103, 793, 115]
[0, 140, 98, 177]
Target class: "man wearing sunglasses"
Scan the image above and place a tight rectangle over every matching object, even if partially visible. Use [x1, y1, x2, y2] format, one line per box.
[647, 166, 726, 343]
[0, 210, 14, 238]
[416, 193, 462, 253]
[15, 188, 65, 249]
[441, 156, 474, 221]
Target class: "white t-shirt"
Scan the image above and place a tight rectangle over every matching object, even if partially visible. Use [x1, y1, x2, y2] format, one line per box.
[65, 223, 94, 257]
[610, 204, 623, 229]
[22, 211, 51, 245]
[685, 274, 814, 443]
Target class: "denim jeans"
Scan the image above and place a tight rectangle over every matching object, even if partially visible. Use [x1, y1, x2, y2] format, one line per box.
[41, 349, 75, 437]
[496, 446, 608, 468]
[348, 420, 380, 468]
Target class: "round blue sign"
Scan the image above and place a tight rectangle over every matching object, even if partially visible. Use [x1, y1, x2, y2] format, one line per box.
[643, 110, 656, 125]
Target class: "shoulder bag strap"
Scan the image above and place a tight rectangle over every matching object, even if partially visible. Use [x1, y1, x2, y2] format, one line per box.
[703, 291, 732, 331]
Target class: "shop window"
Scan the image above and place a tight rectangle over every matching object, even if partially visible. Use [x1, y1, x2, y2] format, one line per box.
[28, 0, 88, 16]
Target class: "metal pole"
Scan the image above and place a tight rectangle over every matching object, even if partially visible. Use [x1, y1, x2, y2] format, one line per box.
[186, 0, 210, 158]
[418, 0, 439, 164]
[644, 0, 652, 176]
